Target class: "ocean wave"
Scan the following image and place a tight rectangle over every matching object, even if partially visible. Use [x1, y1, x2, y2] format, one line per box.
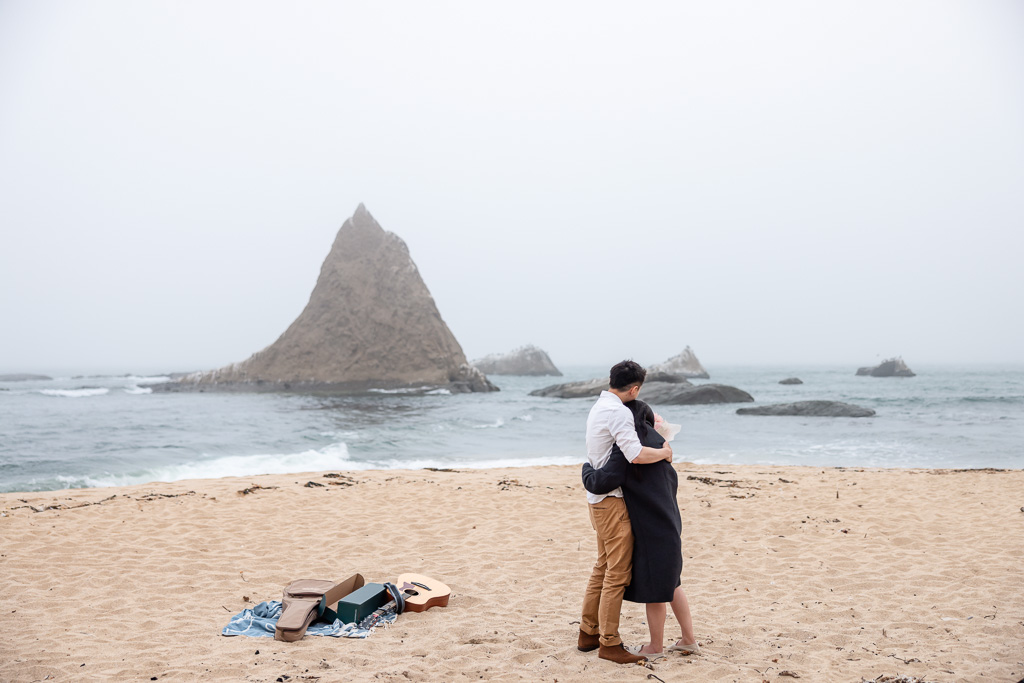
[352, 454, 583, 471]
[319, 430, 360, 439]
[40, 388, 110, 398]
[960, 395, 1024, 404]
[47, 446, 584, 490]
[124, 386, 153, 395]
[368, 387, 430, 394]
[473, 418, 505, 429]
[60, 442, 354, 488]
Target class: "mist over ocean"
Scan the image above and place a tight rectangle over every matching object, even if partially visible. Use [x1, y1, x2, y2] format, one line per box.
[1, 365, 1021, 494]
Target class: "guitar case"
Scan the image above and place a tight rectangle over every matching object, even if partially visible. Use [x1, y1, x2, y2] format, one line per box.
[274, 574, 364, 642]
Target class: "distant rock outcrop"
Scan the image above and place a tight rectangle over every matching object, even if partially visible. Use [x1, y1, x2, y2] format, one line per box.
[528, 347, 750, 403]
[529, 377, 615, 399]
[156, 204, 496, 394]
[472, 345, 562, 376]
[649, 346, 710, 379]
[530, 378, 752, 405]
[0, 373, 52, 381]
[856, 357, 916, 378]
[779, 377, 803, 385]
[737, 401, 875, 417]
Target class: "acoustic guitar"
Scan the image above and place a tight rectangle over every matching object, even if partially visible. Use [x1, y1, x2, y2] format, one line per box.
[393, 573, 451, 612]
[356, 573, 451, 629]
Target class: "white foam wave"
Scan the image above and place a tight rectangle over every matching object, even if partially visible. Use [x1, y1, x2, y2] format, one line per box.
[69, 443, 353, 488]
[40, 388, 110, 398]
[59, 447, 584, 490]
[361, 454, 584, 470]
[473, 418, 505, 429]
[124, 386, 153, 395]
[426, 388, 451, 396]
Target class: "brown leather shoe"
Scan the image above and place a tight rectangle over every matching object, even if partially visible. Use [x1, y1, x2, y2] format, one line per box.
[598, 643, 647, 664]
[577, 630, 600, 652]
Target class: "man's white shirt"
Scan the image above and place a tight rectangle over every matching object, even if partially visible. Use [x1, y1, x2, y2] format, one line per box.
[585, 390, 644, 504]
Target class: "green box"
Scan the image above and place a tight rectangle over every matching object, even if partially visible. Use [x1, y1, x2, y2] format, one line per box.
[335, 583, 389, 624]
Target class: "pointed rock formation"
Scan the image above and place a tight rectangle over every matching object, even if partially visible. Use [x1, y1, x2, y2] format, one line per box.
[163, 204, 496, 394]
[472, 345, 562, 376]
[649, 346, 710, 379]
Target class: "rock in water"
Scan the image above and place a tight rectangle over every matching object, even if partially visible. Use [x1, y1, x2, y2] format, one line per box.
[643, 383, 753, 405]
[779, 377, 803, 385]
[737, 401, 875, 417]
[529, 377, 612, 399]
[163, 204, 496, 394]
[529, 348, 749, 403]
[856, 357, 916, 377]
[0, 373, 52, 381]
[649, 346, 710, 379]
[472, 345, 562, 376]
[530, 379, 752, 405]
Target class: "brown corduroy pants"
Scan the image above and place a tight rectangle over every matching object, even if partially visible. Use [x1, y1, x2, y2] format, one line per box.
[580, 496, 633, 647]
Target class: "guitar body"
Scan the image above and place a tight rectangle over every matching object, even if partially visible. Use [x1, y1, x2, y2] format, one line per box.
[394, 573, 451, 612]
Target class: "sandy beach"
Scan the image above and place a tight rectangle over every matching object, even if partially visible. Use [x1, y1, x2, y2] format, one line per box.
[1, 463, 1022, 682]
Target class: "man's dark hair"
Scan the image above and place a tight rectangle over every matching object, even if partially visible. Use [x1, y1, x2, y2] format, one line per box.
[609, 360, 646, 390]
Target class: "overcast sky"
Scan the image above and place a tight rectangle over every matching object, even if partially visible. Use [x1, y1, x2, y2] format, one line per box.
[2, 1, 1022, 375]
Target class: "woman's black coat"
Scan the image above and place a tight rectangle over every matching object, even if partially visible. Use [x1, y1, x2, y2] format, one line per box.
[582, 399, 682, 603]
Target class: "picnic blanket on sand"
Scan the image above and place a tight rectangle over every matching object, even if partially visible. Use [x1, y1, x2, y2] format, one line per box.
[222, 600, 397, 639]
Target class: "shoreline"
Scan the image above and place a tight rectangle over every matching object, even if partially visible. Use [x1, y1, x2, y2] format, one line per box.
[3, 460, 1021, 498]
[2, 463, 1022, 681]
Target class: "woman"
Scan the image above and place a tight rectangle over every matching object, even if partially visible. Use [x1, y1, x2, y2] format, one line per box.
[581, 399, 700, 660]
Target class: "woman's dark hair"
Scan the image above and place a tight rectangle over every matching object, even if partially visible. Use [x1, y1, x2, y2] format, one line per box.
[623, 399, 656, 429]
[609, 360, 646, 390]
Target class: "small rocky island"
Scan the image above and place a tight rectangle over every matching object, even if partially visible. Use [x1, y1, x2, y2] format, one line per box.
[737, 401, 876, 417]
[648, 346, 710, 379]
[856, 357, 916, 377]
[0, 374, 52, 381]
[152, 204, 496, 395]
[472, 345, 562, 376]
[779, 377, 803, 385]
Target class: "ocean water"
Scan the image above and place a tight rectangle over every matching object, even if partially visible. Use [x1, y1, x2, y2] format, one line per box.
[1, 365, 1021, 493]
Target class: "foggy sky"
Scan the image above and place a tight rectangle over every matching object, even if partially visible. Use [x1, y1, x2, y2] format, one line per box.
[2, 1, 1023, 375]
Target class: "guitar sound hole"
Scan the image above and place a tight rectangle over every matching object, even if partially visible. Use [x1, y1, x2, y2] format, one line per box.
[404, 589, 420, 596]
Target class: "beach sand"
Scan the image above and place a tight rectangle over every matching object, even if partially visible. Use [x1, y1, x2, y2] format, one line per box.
[1, 464, 1022, 682]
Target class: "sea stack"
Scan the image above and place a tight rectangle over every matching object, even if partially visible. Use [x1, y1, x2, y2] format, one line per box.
[165, 204, 496, 394]
[471, 345, 562, 376]
[649, 346, 710, 379]
[856, 357, 916, 378]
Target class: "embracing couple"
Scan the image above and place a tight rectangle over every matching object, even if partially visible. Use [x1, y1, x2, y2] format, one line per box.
[577, 360, 701, 665]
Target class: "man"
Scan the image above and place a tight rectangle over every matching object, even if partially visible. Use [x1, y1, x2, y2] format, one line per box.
[578, 360, 673, 664]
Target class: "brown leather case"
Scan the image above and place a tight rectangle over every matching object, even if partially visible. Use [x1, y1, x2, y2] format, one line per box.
[274, 573, 365, 642]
